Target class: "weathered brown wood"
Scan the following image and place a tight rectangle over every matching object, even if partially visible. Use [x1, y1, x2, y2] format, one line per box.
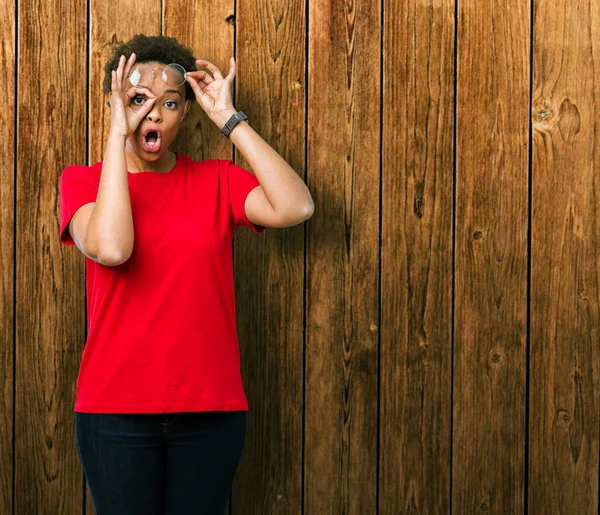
[0, 0, 15, 513]
[380, 0, 455, 512]
[90, 1, 161, 165]
[453, 0, 530, 513]
[230, 0, 306, 512]
[7, 0, 600, 512]
[305, 0, 381, 512]
[16, 0, 87, 513]
[164, 0, 234, 162]
[530, 0, 600, 512]
[163, 4, 238, 513]
[88, 3, 160, 512]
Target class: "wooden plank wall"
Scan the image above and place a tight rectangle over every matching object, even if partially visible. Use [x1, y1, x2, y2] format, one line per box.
[2, 0, 598, 513]
[0, 0, 15, 511]
[530, 0, 600, 512]
[454, 0, 529, 511]
[381, 0, 454, 511]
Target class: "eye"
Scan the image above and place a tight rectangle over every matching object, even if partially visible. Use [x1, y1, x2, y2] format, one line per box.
[132, 96, 145, 105]
[165, 101, 178, 109]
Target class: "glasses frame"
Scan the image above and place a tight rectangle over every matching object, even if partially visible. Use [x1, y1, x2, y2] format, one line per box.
[127, 63, 188, 88]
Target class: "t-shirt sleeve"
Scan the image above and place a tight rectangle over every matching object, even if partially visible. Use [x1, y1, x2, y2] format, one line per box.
[221, 159, 266, 234]
[59, 165, 99, 246]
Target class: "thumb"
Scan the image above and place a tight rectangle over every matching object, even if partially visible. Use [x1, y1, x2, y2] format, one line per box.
[185, 76, 209, 101]
[138, 97, 157, 117]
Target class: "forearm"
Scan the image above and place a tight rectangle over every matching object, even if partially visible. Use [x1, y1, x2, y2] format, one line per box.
[86, 133, 134, 262]
[213, 110, 314, 215]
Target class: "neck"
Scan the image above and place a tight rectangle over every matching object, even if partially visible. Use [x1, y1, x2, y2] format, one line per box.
[125, 146, 176, 173]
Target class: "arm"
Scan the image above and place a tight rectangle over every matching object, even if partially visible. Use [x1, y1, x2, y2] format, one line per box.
[213, 109, 314, 227]
[70, 53, 157, 265]
[82, 134, 134, 265]
[186, 58, 314, 228]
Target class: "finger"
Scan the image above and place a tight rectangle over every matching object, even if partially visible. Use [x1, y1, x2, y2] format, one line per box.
[123, 53, 137, 86]
[186, 70, 215, 85]
[185, 76, 210, 99]
[186, 75, 205, 92]
[196, 59, 223, 81]
[125, 87, 156, 99]
[116, 55, 125, 91]
[224, 57, 235, 81]
[136, 96, 157, 116]
[127, 98, 156, 123]
[111, 70, 121, 96]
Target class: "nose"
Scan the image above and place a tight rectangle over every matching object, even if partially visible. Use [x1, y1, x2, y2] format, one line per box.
[145, 102, 162, 123]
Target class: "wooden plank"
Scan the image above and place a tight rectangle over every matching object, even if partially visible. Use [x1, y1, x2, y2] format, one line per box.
[379, 0, 455, 512]
[88, 4, 160, 513]
[163, 0, 233, 162]
[453, 0, 530, 512]
[16, 0, 87, 512]
[90, 1, 161, 164]
[0, 0, 15, 512]
[530, 0, 600, 511]
[305, 0, 380, 512]
[230, 0, 306, 513]
[163, 4, 237, 513]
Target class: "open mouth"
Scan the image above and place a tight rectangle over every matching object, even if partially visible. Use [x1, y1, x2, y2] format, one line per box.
[142, 129, 161, 152]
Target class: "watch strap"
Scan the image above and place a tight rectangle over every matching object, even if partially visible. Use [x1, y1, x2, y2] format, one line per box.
[221, 111, 248, 138]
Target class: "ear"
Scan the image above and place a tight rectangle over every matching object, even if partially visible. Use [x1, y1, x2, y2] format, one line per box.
[181, 99, 192, 121]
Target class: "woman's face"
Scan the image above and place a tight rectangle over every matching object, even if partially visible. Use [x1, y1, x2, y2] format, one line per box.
[125, 61, 192, 162]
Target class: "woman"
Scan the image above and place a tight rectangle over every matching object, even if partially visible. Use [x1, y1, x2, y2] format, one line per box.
[59, 34, 314, 515]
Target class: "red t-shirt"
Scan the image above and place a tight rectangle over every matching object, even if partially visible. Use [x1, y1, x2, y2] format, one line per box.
[59, 153, 265, 414]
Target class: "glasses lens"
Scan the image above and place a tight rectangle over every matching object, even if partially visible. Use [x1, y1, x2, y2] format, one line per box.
[128, 65, 153, 87]
[163, 64, 187, 86]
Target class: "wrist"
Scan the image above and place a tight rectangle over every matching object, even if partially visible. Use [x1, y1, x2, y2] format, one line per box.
[212, 108, 238, 130]
[108, 131, 128, 144]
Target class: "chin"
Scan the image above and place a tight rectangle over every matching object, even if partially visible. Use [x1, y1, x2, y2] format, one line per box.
[135, 145, 169, 161]
[141, 150, 164, 160]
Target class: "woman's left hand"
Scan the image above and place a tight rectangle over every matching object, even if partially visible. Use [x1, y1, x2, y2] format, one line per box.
[186, 58, 236, 126]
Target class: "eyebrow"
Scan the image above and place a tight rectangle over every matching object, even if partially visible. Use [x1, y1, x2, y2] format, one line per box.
[164, 89, 181, 95]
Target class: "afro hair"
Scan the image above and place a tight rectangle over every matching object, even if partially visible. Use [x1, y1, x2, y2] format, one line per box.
[102, 34, 198, 102]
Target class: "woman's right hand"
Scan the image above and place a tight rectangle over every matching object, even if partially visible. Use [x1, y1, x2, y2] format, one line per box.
[108, 53, 157, 139]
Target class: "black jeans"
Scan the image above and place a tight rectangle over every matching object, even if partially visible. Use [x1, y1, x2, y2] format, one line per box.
[74, 410, 247, 515]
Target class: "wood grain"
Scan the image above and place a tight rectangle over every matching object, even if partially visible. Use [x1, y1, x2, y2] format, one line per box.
[305, 0, 381, 512]
[380, 0, 455, 512]
[453, 0, 530, 513]
[0, 0, 14, 512]
[90, 0, 161, 164]
[88, 3, 160, 512]
[163, 4, 239, 513]
[5, 0, 600, 512]
[231, 0, 306, 512]
[16, 0, 87, 512]
[164, 0, 235, 162]
[530, 0, 600, 512]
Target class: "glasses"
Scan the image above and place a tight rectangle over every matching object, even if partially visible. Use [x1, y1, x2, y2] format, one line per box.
[127, 63, 187, 88]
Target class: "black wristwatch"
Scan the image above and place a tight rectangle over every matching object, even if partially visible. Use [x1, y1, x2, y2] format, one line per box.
[221, 111, 248, 138]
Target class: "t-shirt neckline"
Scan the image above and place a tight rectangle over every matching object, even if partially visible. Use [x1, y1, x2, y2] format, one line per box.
[127, 152, 182, 175]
